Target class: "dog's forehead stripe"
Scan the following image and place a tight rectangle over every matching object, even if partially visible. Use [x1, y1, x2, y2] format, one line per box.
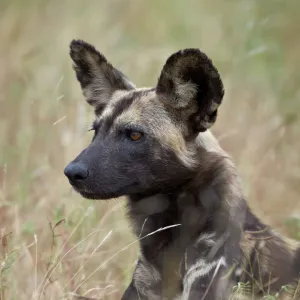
[101, 91, 138, 131]
[101, 88, 155, 131]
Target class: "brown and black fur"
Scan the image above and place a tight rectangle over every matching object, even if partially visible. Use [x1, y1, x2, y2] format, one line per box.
[64, 39, 300, 299]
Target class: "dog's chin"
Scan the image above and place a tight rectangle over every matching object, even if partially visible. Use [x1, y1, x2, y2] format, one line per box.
[74, 189, 119, 200]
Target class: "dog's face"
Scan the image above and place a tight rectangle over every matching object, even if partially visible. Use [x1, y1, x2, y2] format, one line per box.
[64, 40, 224, 199]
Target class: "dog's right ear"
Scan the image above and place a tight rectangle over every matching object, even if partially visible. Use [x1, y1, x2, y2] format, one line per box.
[69, 39, 135, 113]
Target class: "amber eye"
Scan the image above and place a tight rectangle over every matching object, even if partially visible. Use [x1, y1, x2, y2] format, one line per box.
[129, 131, 143, 141]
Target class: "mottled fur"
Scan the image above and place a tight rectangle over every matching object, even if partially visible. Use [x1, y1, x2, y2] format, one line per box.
[65, 40, 300, 300]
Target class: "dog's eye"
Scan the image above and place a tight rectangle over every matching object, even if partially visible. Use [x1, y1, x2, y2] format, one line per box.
[128, 131, 143, 141]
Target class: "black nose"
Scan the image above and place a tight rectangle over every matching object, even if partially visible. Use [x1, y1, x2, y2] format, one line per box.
[64, 162, 89, 183]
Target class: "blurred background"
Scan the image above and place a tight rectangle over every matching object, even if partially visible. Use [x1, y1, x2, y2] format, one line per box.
[0, 0, 300, 299]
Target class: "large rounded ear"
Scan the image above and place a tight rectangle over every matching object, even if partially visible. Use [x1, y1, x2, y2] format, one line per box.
[69, 39, 135, 114]
[156, 49, 224, 132]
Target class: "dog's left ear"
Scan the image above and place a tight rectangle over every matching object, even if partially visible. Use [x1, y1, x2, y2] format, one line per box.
[156, 49, 224, 132]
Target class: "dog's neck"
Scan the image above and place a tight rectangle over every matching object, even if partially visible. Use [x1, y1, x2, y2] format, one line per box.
[127, 158, 246, 259]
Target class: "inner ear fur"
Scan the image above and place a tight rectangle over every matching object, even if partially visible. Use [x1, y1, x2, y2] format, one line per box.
[156, 49, 224, 132]
[69, 39, 135, 113]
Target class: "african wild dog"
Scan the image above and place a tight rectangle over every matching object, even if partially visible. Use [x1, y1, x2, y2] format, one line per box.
[64, 39, 300, 299]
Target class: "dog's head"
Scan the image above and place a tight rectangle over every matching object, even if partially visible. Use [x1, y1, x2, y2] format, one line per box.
[64, 40, 224, 199]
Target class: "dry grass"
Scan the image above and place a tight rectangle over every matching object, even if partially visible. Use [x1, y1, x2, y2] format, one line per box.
[0, 0, 300, 299]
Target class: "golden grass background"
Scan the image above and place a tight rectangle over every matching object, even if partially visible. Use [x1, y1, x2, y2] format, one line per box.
[0, 0, 300, 299]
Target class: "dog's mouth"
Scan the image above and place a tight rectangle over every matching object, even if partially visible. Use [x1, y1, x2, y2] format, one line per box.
[71, 181, 140, 200]
[78, 190, 113, 200]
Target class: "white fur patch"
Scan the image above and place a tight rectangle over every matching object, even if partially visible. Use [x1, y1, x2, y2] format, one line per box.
[196, 232, 216, 246]
[182, 257, 227, 300]
[235, 267, 243, 277]
[196, 130, 224, 154]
